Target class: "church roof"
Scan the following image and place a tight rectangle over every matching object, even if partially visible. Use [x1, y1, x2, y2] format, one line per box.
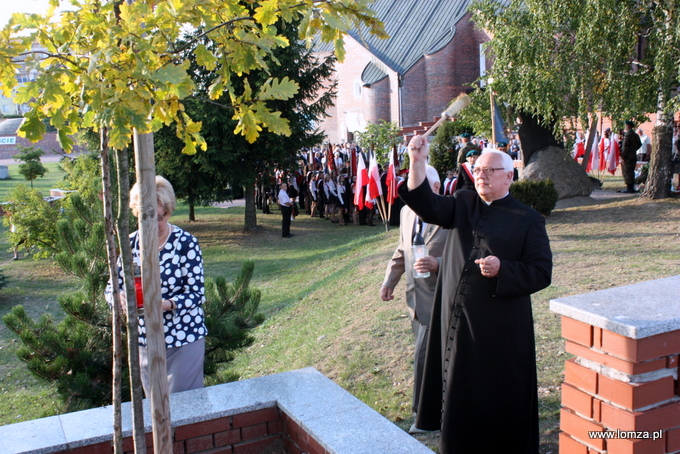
[361, 62, 388, 85]
[319, 0, 508, 74]
[0, 118, 23, 135]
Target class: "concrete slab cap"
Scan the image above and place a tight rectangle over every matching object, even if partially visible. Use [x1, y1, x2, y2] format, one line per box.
[550, 275, 680, 339]
[0, 415, 67, 454]
[0, 367, 434, 454]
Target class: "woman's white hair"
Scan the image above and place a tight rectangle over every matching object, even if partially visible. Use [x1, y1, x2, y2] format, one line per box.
[480, 149, 514, 172]
[129, 175, 176, 218]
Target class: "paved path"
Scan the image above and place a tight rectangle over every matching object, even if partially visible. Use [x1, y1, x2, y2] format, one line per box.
[0, 153, 74, 166]
[213, 198, 246, 209]
[554, 189, 637, 209]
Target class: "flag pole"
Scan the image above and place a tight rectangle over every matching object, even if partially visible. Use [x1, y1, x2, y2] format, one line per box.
[378, 194, 389, 232]
[490, 90, 496, 145]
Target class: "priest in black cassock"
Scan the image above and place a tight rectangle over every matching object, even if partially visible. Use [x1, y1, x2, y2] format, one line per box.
[400, 135, 552, 454]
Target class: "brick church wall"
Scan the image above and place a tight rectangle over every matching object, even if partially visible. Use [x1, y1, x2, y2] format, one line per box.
[364, 76, 391, 124]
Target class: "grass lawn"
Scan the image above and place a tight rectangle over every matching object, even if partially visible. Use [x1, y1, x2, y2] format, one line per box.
[0, 175, 678, 454]
[0, 162, 67, 202]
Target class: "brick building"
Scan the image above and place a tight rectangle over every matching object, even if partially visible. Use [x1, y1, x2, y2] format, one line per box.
[316, 0, 509, 144]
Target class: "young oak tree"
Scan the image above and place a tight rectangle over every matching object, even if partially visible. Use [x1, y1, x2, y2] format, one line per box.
[14, 145, 48, 188]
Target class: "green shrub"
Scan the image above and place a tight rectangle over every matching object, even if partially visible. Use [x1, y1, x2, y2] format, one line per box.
[0, 268, 7, 291]
[430, 119, 475, 179]
[510, 179, 558, 216]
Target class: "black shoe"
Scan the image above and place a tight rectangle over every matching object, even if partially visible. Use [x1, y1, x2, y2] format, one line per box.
[283, 234, 294, 238]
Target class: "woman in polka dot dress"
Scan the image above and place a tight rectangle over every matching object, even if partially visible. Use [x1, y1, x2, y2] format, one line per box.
[108, 176, 207, 395]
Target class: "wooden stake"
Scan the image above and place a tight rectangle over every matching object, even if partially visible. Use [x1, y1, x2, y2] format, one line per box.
[133, 130, 172, 454]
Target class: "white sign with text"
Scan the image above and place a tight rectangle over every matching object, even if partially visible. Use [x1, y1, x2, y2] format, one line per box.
[0, 136, 16, 145]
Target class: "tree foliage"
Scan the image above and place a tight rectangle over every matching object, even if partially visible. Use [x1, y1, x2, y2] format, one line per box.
[0, 0, 386, 154]
[430, 119, 475, 178]
[3, 185, 61, 258]
[473, 0, 657, 130]
[3, 190, 121, 412]
[203, 260, 265, 384]
[356, 120, 402, 165]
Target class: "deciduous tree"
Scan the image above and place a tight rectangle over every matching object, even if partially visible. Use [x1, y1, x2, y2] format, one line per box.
[473, 0, 679, 198]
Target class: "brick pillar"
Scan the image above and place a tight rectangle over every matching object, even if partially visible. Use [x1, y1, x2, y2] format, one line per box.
[550, 276, 680, 454]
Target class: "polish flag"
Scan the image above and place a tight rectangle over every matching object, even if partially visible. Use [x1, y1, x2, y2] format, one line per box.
[367, 152, 382, 200]
[354, 152, 368, 210]
[385, 148, 398, 204]
[586, 133, 600, 173]
[606, 134, 620, 175]
[364, 185, 374, 209]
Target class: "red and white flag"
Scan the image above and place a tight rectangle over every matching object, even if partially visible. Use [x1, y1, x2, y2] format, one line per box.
[605, 134, 620, 175]
[367, 152, 382, 200]
[354, 152, 368, 210]
[385, 148, 398, 204]
[586, 133, 600, 173]
[573, 138, 585, 161]
[364, 185, 374, 209]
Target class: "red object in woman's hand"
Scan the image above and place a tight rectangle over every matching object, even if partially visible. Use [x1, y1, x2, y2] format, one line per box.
[134, 276, 144, 308]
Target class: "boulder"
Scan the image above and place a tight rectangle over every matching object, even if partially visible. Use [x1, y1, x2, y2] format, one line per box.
[523, 146, 592, 200]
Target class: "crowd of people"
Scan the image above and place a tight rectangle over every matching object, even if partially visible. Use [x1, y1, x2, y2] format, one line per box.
[257, 143, 399, 237]
[571, 120, 654, 193]
[259, 133, 528, 238]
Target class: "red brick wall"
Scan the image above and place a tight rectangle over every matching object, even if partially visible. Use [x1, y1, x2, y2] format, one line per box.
[450, 12, 488, 94]
[399, 13, 492, 128]
[364, 76, 391, 124]
[315, 13, 493, 140]
[401, 58, 428, 128]
[315, 38, 399, 144]
[559, 316, 680, 454]
[51, 406, 331, 454]
[0, 132, 85, 160]
[423, 43, 455, 121]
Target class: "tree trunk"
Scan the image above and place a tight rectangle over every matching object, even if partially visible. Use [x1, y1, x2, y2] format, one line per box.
[100, 129, 123, 454]
[581, 115, 599, 171]
[187, 187, 196, 222]
[189, 202, 195, 222]
[641, 110, 673, 199]
[115, 147, 146, 453]
[244, 183, 257, 231]
[517, 112, 563, 164]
